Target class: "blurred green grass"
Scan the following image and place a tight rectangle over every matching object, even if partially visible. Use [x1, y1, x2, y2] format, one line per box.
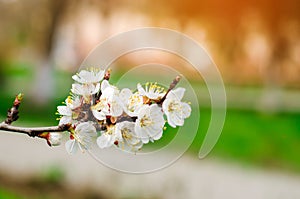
[198, 109, 300, 171]
[0, 188, 22, 199]
[148, 107, 300, 172]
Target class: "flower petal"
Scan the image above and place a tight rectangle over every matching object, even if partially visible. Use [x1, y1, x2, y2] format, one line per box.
[165, 112, 176, 128]
[72, 70, 105, 84]
[162, 98, 171, 113]
[120, 88, 132, 102]
[139, 130, 150, 144]
[72, 74, 82, 83]
[97, 134, 113, 149]
[71, 83, 84, 95]
[101, 80, 110, 92]
[74, 122, 97, 150]
[95, 70, 105, 81]
[151, 129, 163, 141]
[71, 96, 81, 109]
[57, 106, 72, 116]
[76, 122, 97, 135]
[169, 112, 184, 127]
[59, 116, 72, 125]
[167, 87, 185, 101]
[137, 83, 146, 95]
[79, 70, 93, 83]
[110, 97, 124, 117]
[65, 140, 78, 154]
[92, 110, 106, 120]
[181, 102, 192, 118]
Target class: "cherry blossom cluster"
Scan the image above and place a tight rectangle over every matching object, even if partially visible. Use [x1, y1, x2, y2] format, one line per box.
[52, 68, 191, 154]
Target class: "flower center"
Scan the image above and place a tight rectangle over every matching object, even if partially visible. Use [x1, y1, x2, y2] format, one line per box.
[168, 101, 182, 112]
[140, 115, 153, 127]
[106, 126, 115, 135]
[66, 96, 73, 105]
[121, 128, 132, 139]
[128, 95, 142, 111]
[146, 82, 164, 94]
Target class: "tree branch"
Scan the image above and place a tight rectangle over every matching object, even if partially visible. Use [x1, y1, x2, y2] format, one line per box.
[5, 93, 23, 125]
[0, 93, 71, 146]
[157, 75, 181, 104]
[0, 122, 70, 137]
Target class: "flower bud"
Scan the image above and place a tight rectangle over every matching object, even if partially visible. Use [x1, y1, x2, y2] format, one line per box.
[48, 132, 63, 146]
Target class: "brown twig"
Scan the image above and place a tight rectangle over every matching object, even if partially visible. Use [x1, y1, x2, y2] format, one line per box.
[157, 75, 181, 104]
[104, 68, 111, 80]
[0, 93, 71, 146]
[0, 123, 70, 137]
[5, 93, 24, 125]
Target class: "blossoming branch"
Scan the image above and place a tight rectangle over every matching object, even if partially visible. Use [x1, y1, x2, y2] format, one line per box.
[0, 68, 191, 154]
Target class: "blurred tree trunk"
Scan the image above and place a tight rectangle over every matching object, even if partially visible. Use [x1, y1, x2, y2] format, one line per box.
[32, 0, 69, 105]
[259, 29, 289, 112]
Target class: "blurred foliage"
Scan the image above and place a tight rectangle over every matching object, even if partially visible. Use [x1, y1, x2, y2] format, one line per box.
[207, 109, 300, 171]
[0, 167, 110, 199]
[0, 188, 22, 199]
[148, 107, 300, 173]
[38, 166, 65, 185]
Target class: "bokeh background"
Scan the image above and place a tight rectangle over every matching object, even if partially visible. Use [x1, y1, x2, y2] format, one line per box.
[0, 0, 300, 198]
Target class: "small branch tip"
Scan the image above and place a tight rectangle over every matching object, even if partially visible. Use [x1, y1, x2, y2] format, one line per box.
[104, 68, 111, 80]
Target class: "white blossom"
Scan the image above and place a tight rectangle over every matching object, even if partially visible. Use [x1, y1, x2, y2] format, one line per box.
[71, 83, 100, 96]
[162, 88, 191, 128]
[65, 122, 97, 154]
[57, 96, 81, 125]
[116, 121, 143, 152]
[92, 80, 123, 120]
[135, 104, 165, 144]
[57, 106, 72, 125]
[71, 83, 100, 102]
[91, 99, 109, 120]
[137, 82, 166, 100]
[65, 96, 81, 109]
[60, 68, 192, 154]
[72, 69, 105, 84]
[96, 125, 122, 149]
[119, 88, 143, 117]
